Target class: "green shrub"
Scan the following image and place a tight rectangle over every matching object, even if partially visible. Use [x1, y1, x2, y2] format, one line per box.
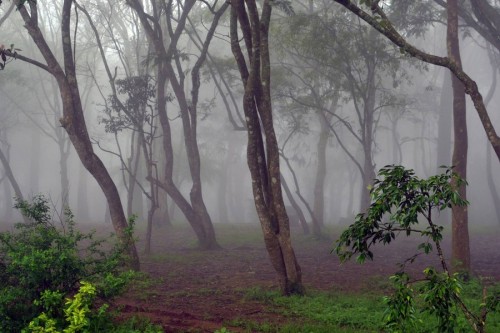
[0, 195, 132, 332]
[335, 166, 500, 333]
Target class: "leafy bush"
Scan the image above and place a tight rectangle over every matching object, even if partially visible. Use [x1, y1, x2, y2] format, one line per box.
[335, 166, 500, 333]
[24, 281, 163, 333]
[0, 195, 133, 332]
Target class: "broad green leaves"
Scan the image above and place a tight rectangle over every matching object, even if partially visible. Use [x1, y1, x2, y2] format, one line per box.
[335, 165, 467, 263]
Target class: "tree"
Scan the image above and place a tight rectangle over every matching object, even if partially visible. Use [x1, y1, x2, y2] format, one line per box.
[230, 0, 304, 295]
[125, 0, 227, 249]
[273, 10, 414, 213]
[335, 165, 498, 333]
[335, 0, 500, 270]
[447, 0, 470, 272]
[3, 0, 139, 269]
[331, 0, 500, 163]
[97, 75, 160, 254]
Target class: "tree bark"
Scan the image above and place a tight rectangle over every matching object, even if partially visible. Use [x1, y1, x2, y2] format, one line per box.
[447, 0, 470, 273]
[437, 72, 453, 169]
[230, 0, 304, 295]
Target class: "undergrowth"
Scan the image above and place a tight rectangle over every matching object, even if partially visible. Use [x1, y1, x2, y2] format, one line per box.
[0, 195, 160, 332]
[223, 284, 500, 333]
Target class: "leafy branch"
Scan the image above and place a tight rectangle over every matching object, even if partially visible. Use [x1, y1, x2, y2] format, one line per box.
[334, 165, 498, 332]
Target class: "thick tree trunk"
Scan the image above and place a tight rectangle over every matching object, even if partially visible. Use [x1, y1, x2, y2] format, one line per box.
[230, 0, 304, 295]
[448, 0, 470, 273]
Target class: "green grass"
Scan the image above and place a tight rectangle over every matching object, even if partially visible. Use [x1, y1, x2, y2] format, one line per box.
[91, 315, 163, 332]
[224, 281, 500, 333]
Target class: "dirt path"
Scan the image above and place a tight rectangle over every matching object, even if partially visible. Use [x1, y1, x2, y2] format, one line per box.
[112, 224, 500, 332]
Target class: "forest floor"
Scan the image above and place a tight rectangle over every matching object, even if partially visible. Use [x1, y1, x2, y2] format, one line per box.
[109, 223, 500, 332]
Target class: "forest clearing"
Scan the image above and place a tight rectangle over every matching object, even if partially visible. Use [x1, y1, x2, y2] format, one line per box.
[109, 223, 500, 332]
[1, 0, 500, 331]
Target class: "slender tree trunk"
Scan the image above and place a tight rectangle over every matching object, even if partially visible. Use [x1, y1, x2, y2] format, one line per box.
[281, 174, 310, 234]
[391, 118, 402, 165]
[448, 0, 470, 273]
[0, 146, 24, 201]
[29, 130, 40, 195]
[217, 151, 230, 224]
[3, 173, 13, 221]
[142, 135, 158, 255]
[58, 136, 70, 213]
[77, 163, 89, 221]
[282, 153, 322, 238]
[0, 144, 29, 224]
[360, 75, 376, 212]
[127, 132, 141, 218]
[313, 113, 328, 227]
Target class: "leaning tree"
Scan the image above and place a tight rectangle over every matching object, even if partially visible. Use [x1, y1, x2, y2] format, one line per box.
[2, 0, 139, 269]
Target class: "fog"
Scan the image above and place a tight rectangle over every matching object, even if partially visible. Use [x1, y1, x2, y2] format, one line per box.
[0, 0, 499, 233]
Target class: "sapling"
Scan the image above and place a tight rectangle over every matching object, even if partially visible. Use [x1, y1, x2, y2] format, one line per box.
[335, 165, 499, 333]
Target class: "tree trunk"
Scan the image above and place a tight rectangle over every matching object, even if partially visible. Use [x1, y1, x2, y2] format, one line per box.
[230, 0, 304, 295]
[217, 151, 230, 224]
[486, 145, 500, 225]
[29, 130, 40, 195]
[281, 151, 322, 238]
[16, 1, 140, 270]
[281, 174, 310, 234]
[77, 163, 89, 221]
[58, 135, 70, 213]
[0, 146, 23, 202]
[313, 113, 328, 227]
[437, 71, 453, 169]
[127, 132, 142, 219]
[126, 0, 223, 249]
[332, 0, 500, 165]
[360, 73, 377, 213]
[448, 0, 470, 273]
[0, 140, 29, 223]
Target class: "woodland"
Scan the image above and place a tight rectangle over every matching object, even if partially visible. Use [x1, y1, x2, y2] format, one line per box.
[0, 0, 500, 332]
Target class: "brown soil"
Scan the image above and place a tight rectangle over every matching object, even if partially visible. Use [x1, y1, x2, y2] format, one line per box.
[110, 224, 500, 332]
